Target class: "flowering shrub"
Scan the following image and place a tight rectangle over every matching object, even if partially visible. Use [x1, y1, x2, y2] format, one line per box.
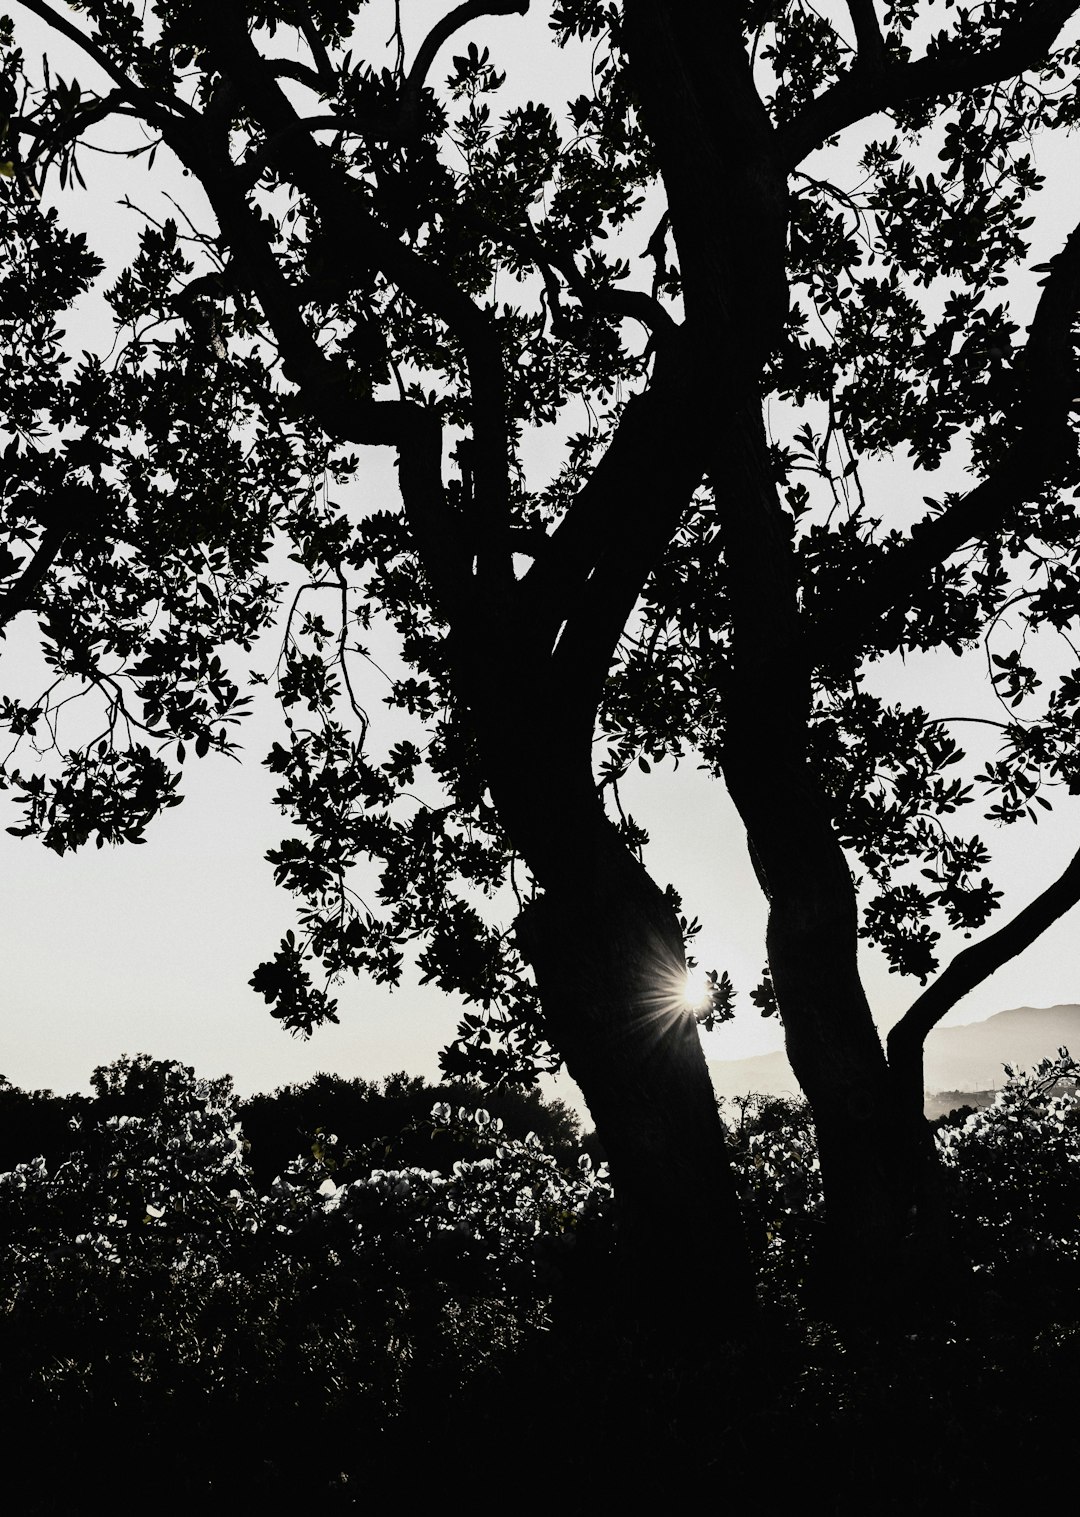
[720, 1060, 1080, 1304]
[935, 1049, 1080, 1287]
[0, 1056, 263, 1401]
[721, 1094, 824, 1302]
[0, 1058, 612, 1417]
[238, 1071, 588, 1189]
[257, 1101, 613, 1395]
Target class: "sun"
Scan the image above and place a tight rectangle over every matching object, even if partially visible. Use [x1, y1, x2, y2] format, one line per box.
[682, 968, 712, 1013]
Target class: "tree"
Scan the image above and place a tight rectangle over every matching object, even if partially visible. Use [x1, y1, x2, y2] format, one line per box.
[3, 1, 1080, 1330]
[237, 1068, 587, 1188]
[0, 1074, 85, 1172]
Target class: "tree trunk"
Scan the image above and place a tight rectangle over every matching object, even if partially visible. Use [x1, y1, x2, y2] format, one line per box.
[765, 882, 913, 1315]
[515, 822, 758, 1349]
[617, 4, 952, 1326]
[730, 714, 960, 1329]
[454, 623, 759, 1346]
[716, 411, 928, 1326]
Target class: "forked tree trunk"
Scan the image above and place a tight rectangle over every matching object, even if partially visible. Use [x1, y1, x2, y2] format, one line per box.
[515, 828, 758, 1349]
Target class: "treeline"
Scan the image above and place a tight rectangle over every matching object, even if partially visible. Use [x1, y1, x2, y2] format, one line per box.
[1, 1054, 1079, 1512]
[0, 1065, 594, 1184]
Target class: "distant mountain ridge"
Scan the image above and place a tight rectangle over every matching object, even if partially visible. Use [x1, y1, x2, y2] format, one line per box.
[708, 1003, 1080, 1109]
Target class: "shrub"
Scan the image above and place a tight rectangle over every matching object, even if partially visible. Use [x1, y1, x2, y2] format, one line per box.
[935, 1048, 1080, 1297]
[0, 1058, 612, 1422]
[238, 1070, 586, 1188]
[721, 1093, 823, 1305]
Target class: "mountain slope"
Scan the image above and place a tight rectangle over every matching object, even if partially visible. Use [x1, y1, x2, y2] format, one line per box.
[709, 1003, 1080, 1106]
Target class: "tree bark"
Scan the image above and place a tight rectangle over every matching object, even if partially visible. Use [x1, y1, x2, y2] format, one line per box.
[453, 629, 757, 1344]
[516, 822, 758, 1347]
[620, 7, 954, 1325]
[716, 411, 925, 1325]
[728, 750, 921, 1323]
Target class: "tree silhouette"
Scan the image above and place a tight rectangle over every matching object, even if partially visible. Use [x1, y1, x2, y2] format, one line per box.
[237, 1069, 587, 1188]
[3, 2, 1080, 1328]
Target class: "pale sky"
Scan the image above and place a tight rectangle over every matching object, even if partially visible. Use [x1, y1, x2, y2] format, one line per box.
[2, 2, 1078, 1105]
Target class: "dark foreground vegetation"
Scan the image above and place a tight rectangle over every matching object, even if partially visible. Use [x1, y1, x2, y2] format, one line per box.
[2, 1052, 1078, 1514]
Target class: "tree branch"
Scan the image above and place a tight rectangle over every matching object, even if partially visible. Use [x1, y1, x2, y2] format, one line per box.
[0, 526, 66, 629]
[809, 211, 1080, 666]
[238, 115, 372, 185]
[155, 109, 473, 616]
[405, 1, 530, 98]
[779, 0, 1080, 168]
[13, 0, 196, 124]
[522, 5, 793, 727]
[198, 7, 514, 593]
[460, 205, 677, 337]
[298, 14, 337, 96]
[887, 839, 1080, 1115]
[846, 1, 885, 67]
[622, 3, 787, 356]
[268, 59, 326, 93]
[520, 345, 703, 720]
[530, 222, 677, 337]
[552, 464, 699, 711]
[265, 3, 531, 144]
[0, 485, 104, 630]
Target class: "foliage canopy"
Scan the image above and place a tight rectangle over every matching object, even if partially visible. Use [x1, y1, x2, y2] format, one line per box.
[3, 3, 1080, 1059]
[5, 0, 1080, 1318]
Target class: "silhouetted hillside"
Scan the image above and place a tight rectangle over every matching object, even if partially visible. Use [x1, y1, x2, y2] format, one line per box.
[923, 1089, 996, 1122]
[709, 1003, 1080, 1112]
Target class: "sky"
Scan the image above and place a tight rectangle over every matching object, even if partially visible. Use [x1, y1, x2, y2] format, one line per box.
[2, 2, 1078, 1107]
